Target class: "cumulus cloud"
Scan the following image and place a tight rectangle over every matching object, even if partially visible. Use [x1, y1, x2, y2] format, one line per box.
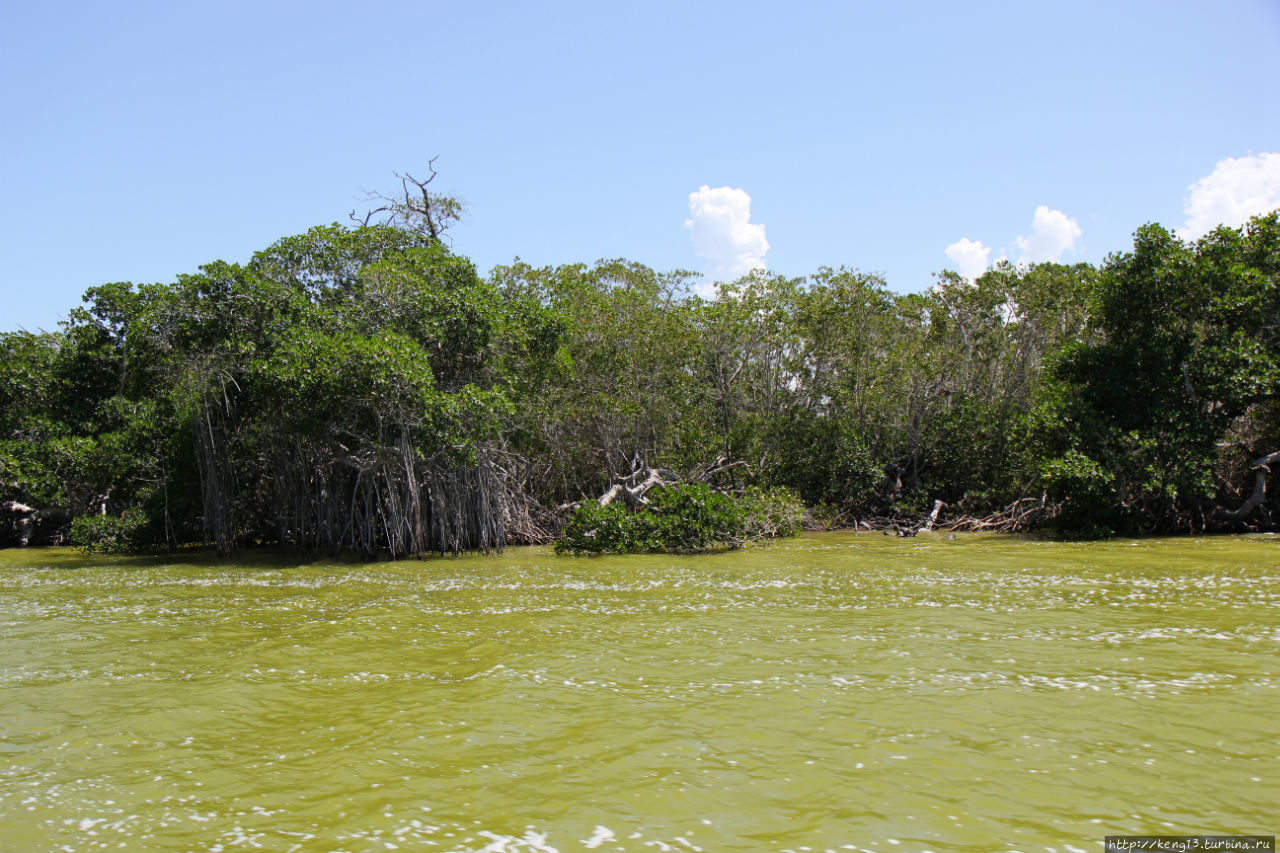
[685, 185, 769, 285]
[1180, 153, 1280, 240]
[1016, 206, 1082, 263]
[944, 237, 992, 281]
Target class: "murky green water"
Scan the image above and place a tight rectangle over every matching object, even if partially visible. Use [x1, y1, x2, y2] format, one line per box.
[1, 533, 1277, 852]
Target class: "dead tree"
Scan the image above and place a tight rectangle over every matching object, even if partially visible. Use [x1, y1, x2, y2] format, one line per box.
[350, 157, 463, 243]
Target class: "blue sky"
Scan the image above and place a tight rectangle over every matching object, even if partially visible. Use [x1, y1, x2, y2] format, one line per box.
[2, 0, 1278, 331]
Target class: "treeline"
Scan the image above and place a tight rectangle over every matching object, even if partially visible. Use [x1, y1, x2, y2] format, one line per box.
[2, 191, 1277, 553]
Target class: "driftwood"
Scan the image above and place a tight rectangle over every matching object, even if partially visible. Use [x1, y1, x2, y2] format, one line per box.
[828, 494, 1055, 537]
[557, 455, 751, 517]
[921, 499, 944, 532]
[597, 466, 672, 509]
[692, 456, 752, 488]
[553, 456, 1064, 540]
[943, 495, 1052, 533]
[1211, 450, 1279, 525]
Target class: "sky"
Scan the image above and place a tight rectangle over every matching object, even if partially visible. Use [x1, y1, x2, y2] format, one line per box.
[2, 0, 1278, 331]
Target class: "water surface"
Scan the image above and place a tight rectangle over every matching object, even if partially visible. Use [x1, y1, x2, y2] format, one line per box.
[1, 533, 1277, 851]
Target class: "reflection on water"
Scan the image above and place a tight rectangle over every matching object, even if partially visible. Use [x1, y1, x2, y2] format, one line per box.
[0, 533, 1277, 851]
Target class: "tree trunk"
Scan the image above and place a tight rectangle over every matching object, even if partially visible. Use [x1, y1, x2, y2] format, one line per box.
[1213, 450, 1280, 523]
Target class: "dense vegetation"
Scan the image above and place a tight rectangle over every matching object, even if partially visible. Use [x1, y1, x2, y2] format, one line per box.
[2, 176, 1276, 554]
[555, 485, 805, 555]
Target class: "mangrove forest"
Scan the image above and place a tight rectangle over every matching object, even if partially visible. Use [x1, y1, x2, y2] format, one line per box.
[2, 176, 1278, 555]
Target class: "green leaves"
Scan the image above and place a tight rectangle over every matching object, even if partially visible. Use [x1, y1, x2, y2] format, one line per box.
[1036, 211, 1280, 534]
[554, 484, 803, 555]
[7, 197, 1277, 554]
[1, 216, 556, 554]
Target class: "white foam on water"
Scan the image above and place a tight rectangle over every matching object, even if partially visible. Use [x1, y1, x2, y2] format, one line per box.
[582, 825, 616, 848]
[475, 829, 562, 852]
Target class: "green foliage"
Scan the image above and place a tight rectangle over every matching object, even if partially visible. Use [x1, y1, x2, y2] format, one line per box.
[554, 502, 639, 555]
[6, 185, 1276, 556]
[639, 484, 746, 552]
[739, 486, 806, 538]
[0, 331, 59, 434]
[72, 510, 152, 553]
[3, 212, 558, 556]
[1040, 449, 1121, 537]
[805, 501, 845, 531]
[1035, 212, 1280, 534]
[554, 484, 803, 555]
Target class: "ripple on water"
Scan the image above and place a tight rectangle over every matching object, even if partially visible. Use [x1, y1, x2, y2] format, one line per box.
[1, 534, 1278, 851]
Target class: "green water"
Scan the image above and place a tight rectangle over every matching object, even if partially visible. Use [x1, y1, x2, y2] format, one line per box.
[1, 533, 1276, 852]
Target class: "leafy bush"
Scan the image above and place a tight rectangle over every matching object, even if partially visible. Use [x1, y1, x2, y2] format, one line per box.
[72, 510, 153, 554]
[1041, 450, 1121, 538]
[805, 501, 845, 531]
[554, 501, 644, 554]
[739, 486, 806, 538]
[554, 483, 803, 554]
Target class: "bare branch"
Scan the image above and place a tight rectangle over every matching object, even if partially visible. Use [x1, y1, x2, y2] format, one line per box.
[349, 157, 462, 243]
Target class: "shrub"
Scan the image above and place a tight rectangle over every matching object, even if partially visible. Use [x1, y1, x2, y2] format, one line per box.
[1041, 450, 1121, 538]
[554, 483, 804, 555]
[72, 510, 153, 554]
[740, 486, 806, 538]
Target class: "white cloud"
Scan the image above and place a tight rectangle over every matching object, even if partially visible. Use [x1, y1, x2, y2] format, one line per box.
[1016, 205, 1082, 263]
[943, 237, 992, 281]
[684, 185, 769, 286]
[1180, 153, 1280, 240]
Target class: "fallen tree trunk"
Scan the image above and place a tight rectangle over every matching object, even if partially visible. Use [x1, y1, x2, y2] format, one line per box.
[2, 501, 72, 547]
[559, 457, 710, 516]
[1212, 449, 1280, 524]
[598, 467, 670, 509]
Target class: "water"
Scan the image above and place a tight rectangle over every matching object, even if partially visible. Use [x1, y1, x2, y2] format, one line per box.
[1, 533, 1277, 852]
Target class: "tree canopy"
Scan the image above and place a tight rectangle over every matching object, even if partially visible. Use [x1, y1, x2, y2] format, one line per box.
[3, 195, 1277, 553]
